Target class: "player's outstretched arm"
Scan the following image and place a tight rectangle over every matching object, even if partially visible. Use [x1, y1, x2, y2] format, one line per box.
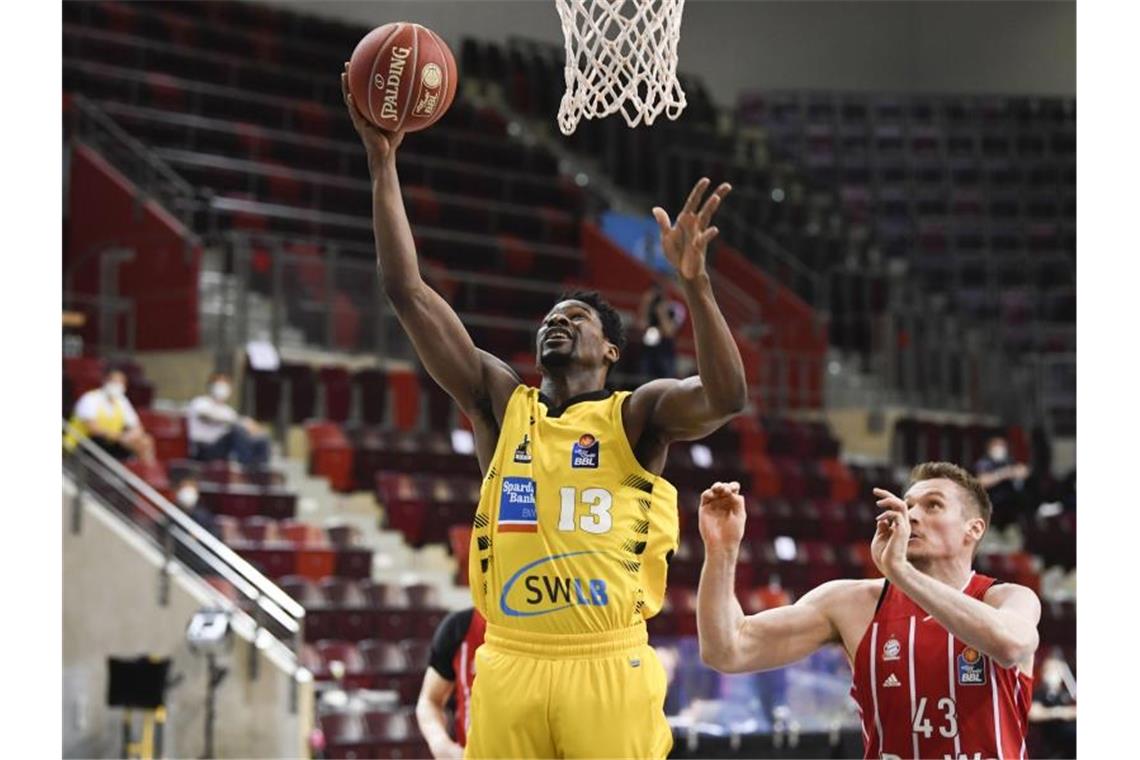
[341, 67, 518, 417]
[696, 483, 841, 673]
[627, 179, 747, 443]
[872, 488, 1042, 669]
[414, 668, 463, 760]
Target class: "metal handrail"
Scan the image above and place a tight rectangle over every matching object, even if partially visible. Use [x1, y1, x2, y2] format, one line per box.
[99, 100, 572, 193]
[63, 421, 304, 629]
[212, 197, 583, 261]
[70, 0, 352, 62]
[69, 95, 197, 201]
[64, 59, 535, 158]
[64, 22, 340, 96]
[160, 148, 579, 226]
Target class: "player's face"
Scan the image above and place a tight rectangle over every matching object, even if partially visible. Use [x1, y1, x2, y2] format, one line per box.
[536, 300, 617, 373]
[901, 478, 985, 561]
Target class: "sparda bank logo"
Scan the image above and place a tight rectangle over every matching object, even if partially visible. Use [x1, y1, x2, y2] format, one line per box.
[499, 551, 609, 617]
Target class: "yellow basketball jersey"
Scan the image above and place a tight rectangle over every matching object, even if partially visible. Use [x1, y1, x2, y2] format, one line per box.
[468, 385, 679, 634]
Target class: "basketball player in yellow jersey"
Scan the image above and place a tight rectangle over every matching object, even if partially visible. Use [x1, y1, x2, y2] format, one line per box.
[344, 70, 747, 758]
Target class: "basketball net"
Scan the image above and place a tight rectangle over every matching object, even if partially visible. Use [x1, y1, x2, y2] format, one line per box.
[555, 0, 687, 135]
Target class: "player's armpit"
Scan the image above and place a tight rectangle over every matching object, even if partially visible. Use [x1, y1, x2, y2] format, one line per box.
[983, 583, 1042, 670]
[726, 581, 847, 673]
[626, 376, 740, 445]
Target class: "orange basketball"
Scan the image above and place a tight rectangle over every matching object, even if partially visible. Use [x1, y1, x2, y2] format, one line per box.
[347, 22, 458, 133]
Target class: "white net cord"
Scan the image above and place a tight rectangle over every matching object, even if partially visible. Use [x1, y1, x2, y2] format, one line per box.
[555, 0, 688, 135]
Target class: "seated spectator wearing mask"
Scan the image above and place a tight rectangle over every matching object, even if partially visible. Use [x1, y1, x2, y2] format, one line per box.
[174, 476, 218, 538]
[186, 372, 270, 468]
[170, 476, 221, 576]
[1029, 649, 1076, 758]
[974, 436, 1031, 528]
[69, 365, 156, 465]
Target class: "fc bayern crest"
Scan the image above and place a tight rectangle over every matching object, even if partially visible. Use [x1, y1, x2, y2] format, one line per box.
[882, 636, 901, 661]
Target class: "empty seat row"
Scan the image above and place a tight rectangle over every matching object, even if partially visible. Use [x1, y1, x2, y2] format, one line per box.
[316, 707, 429, 760]
[233, 541, 370, 582]
[302, 639, 436, 694]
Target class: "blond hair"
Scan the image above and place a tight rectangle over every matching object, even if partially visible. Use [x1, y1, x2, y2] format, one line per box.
[908, 461, 993, 528]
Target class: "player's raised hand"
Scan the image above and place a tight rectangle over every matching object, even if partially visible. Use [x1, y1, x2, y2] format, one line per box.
[698, 481, 746, 555]
[870, 488, 912, 579]
[342, 64, 404, 171]
[652, 178, 732, 282]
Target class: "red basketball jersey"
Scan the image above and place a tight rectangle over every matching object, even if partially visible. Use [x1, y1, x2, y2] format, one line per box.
[451, 610, 486, 747]
[850, 573, 1033, 760]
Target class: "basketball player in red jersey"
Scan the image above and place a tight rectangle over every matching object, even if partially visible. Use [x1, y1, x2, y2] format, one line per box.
[416, 608, 487, 759]
[696, 462, 1041, 760]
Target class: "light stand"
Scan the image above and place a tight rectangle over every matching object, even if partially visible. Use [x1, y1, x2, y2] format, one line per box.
[186, 608, 233, 759]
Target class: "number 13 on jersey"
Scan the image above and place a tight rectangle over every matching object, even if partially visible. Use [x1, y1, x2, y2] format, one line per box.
[559, 487, 613, 534]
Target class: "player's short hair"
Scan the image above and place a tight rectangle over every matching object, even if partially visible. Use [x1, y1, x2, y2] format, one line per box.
[556, 290, 627, 354]
[908, 461, 993, 528]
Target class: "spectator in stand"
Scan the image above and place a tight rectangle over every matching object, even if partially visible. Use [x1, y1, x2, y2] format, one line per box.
[637, 279, 683, 379]
[416, 607, 486, 759]
[173, 475, 218, 538]
[1029, 649, 1076, 759]
[69, 365, 156, 465]
[187, 372, 270, 468]
[168, 475, 221, 577]
[974, 435, 1031, 528]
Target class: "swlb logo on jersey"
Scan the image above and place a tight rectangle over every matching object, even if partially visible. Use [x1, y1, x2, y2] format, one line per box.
[882, 636, 901, 661]
[499, 551, 608, 616]
[571, 433, 600, 468]
[513, 434, 532, 464]
[498, 477, 537, 533]
[957, 647, 987, 685]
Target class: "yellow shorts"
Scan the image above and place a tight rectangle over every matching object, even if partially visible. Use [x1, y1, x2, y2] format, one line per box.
[465, 622, 672, 759]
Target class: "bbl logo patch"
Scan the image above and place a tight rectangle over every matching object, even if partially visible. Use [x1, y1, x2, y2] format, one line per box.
[499, 477, 537, 533]
[957, 647, 987, 685]
[571, 433, 599, 468]
[513, 434, 532, 464]
[882, 636, 901, 661]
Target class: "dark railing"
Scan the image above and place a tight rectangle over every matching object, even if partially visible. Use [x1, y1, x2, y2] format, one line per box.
[67, 94, 204, 237]
[63, 422, 306, 690]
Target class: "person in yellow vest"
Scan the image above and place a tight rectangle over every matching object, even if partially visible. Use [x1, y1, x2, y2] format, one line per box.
[344, 71, 748, 758]
[70, 366, 156, 465]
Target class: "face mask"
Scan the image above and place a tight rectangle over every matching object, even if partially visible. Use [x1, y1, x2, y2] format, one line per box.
[105, 381, 126, 398]
[989, 445, 1008, 462]
[176, 487, 199, 509]
[211, 382, 231, 402]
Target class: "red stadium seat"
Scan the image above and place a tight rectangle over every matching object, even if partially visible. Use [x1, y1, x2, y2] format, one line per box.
[306, 422, 353, 492]
[136, 410, 188, 462]
[386, 370, 422, 432]
[296, 546, 337, 582]
[319, 366, 353, 423]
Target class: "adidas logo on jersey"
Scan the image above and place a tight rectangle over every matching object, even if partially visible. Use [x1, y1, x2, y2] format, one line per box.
[882, 673, 901, 688]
